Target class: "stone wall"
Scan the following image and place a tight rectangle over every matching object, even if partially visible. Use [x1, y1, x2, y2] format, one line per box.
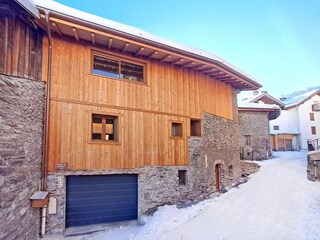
[0, 74, 45, 240]
[46, 90, 241, 234]
[241, 161, 261, 176]
[307, 152, 320, 181]
[239, 111, 270, 160]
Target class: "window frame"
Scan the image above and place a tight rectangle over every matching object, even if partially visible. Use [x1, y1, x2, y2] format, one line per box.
[310, 113, 315, 121]
[190, 119, 201, 137]
[311, 126, 317, 135]
[91, 51, 147, 84]
[178, 170, 187, 186]
[273, 125, 280, 130]
[170, 121, 183, 139]
[89, 112, 121, 144]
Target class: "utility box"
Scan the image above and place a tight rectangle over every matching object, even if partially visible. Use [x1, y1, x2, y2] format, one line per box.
[30, 191, 49, 208]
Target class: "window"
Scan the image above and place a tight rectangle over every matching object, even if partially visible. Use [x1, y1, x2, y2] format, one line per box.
[92, 53, 145, 82]
[178, 170, 187, 185]
[92, 114, 118, 141]
[190, 119, 201, 136]
[273, 126, 280, 130]
[311, 126, 316, 135]
[310, 113, 315, 121]
[172, 122, 183, 137]
[244, 135, 251, 145]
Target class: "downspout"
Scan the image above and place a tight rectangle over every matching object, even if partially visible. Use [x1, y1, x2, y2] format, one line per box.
[40, 9, 52, 237]
[42, 10, 52, 191]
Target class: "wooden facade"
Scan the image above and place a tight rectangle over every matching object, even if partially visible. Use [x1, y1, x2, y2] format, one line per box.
[0, 3, 42, 80]
[43, 36, 234, 172]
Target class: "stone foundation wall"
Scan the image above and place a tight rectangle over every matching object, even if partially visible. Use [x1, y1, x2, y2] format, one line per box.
[307, 152, 320, 181]
[46, 90, 242, 234]
[239, 111, 270, 160]
[0, 74, 45, 240]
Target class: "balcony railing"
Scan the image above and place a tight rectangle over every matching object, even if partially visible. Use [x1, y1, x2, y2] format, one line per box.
[307, 138, 320, 152]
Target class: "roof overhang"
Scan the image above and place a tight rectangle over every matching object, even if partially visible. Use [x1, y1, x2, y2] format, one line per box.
[14, 0, 39, 18]
[34, 1, 262, 91]
[284, 90, 320, 109]
[239, 105, 281, 120]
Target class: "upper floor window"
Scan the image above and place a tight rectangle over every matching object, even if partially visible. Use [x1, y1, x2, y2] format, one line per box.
[92, 53, 145, 82]
[311, 126, 316, 135]
[310, 113, 315, 121]
[92, 114, 118, 141]
[273, 126, 280, 130]
[172, 122, 183, 137]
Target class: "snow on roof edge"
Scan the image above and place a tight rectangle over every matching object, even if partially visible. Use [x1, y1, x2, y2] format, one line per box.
[238, 102, 280, 110]
[34, 0, 261, 86]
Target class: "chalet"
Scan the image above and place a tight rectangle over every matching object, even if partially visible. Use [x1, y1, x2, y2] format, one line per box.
[238, 102, 280, 160]
[1, 0, 262, 237]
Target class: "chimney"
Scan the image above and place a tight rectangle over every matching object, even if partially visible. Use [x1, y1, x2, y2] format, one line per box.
[253, 91, 259, 96]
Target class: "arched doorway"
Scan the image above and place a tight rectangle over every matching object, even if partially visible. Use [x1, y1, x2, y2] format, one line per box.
[215, 164, 221, 192]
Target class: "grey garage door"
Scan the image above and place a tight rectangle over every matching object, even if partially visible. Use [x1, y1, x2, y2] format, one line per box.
[66, 174, 138, 227]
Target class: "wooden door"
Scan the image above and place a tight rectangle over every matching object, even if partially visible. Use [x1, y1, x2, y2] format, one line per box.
[285, 139, 293, 151]
[215, 164, 220, 191]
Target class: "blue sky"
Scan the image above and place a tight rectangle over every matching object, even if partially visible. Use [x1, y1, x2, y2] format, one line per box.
[55, 0, 320, 98]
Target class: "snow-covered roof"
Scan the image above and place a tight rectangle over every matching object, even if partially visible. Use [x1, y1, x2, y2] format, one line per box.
[238, 102, 280, 110]
[15, 0, 39, 18]
[33, 0, 261, 89]
[281, 89, 320, 108]
[242, 91, 284, 107]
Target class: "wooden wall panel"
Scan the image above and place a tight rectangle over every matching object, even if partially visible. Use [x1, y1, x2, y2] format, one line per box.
[48, 101, 189, 171]
[45, 36, 234, 171]
[0, 17, 42, 80]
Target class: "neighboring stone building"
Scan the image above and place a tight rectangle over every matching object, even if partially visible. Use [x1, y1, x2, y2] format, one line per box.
[0, 1, 44, 240]
[238, 102, 280, 160]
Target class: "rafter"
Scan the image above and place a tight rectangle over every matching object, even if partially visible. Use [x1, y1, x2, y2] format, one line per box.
[135, 47, 144, 56]
[51, 22, 62, 36]
[148, 51, 158, 59]
[122, 42, 129, 52]
[91, 33, 95, 45]
[107, 37, 113, 49]
[72, 27, 79, 41]
[160, 54, 172, 62]
[171, 58, 184, 65]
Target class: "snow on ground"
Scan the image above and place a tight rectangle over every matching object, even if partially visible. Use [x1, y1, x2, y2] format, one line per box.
[71, 151, 320, 240]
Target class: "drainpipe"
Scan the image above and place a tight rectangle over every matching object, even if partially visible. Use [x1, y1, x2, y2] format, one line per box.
[40, 9, 52, 237]
[42, 9, 52, 191]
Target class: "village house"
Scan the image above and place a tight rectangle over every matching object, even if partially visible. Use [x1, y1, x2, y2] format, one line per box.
[0, 0, 262, 238]
[238, 102, 280, 160]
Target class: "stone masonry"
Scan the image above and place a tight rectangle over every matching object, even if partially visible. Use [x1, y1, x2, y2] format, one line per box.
[46, 90, 241, 234]
[0, 74, 45, 240]
[239, 111, 270, 160]
[307, 152, 320, 181]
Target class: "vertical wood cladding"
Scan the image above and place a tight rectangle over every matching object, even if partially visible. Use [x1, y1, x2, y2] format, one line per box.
[44, 36, 234, 171]
[0, 16, 42, 80]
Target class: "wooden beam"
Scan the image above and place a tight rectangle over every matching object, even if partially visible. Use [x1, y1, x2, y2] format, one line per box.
[122, 42, 129, 52]
[171, 58, 184, 65]
[51, 22, 62, 36]
[191, 64, 206, 71]
[135, 47, 144, 56]
[72, 27, 79, 41]
[148, 51, 158, 60]
[107, 37, 113, 49]
[203, 68, 218, 74]
[181, 61, 196, 68]
[160, 54, 171, 62]
[91, 33, 95, 45]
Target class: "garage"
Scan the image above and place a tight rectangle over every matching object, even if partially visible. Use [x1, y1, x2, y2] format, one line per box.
[66, 174, 138, 227]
